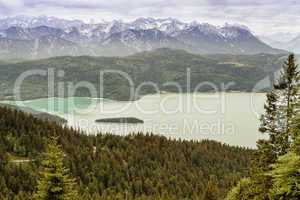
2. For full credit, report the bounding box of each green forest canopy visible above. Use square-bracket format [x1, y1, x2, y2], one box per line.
[0, 107, 252, 200]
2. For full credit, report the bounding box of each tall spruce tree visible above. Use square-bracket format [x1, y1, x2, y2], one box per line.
[262, 54, 299, 197]
[251, 54, 300, 199]
[226, 54, 300, 200]
[34, 137, 78, 200]
[260, 54, 300, 156]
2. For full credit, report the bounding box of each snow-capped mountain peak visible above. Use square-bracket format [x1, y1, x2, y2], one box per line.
[0, 16, 285, 58]
[0, 15, 85, 30]
[0, 16, 254, 40]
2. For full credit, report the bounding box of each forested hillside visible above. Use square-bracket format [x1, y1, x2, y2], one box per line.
[0, 48, 286, 101]
[0, 103, 67, 124]
[0, 107, 252, 200]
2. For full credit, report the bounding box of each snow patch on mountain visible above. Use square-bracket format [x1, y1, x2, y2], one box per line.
[0, 16, 254, 41]
[0, 16, 285, 57]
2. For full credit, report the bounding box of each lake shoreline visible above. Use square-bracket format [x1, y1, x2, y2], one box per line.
[0, 91, 267, 102]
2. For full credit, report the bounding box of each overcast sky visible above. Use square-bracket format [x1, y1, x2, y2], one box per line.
[0, 0, 299, 35]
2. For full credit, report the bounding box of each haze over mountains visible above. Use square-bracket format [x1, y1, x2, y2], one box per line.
[260, 33, 300, 54]
[0, 16, 286, 59]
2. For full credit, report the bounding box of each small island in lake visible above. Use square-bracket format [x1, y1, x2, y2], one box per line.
[95, 117, 144, 124]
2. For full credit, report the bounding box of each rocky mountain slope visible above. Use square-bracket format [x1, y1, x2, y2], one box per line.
[0, 16, 285, 59]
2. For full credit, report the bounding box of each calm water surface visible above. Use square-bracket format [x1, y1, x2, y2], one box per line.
[4, 93, 266, 148]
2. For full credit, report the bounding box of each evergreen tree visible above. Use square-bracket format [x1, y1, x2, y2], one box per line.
[226, 54, 300, 200]
[267, 113, 300, 200]
[260, 54, 300, 156]
[202, 176, 218, 200]
[244, 54, 300, 199]
[269, 133, 300, 200]
[226, 178, 253, 200]
[269, 151, 300, 200]
[34, 137, 78, 200]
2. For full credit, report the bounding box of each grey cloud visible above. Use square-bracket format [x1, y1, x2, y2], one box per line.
[0, 0, 24, 15]
[20, 0, 299, 10]
[0, 0, 299, 34]
[23, 0, 176, 10]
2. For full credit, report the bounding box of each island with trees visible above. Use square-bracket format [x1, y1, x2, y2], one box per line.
[95, 117, 144, 124]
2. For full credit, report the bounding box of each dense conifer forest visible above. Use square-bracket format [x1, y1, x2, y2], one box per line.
[0, 107, 252, 200]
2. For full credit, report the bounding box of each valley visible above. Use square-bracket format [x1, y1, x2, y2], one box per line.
[0, 11, 299, 200]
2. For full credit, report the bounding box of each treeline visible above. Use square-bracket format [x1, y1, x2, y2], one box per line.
[0, 107, 252, 200]
[227, 54, 300, 199]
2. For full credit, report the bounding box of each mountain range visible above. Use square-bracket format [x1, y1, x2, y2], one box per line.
[0, 16, 286, 59]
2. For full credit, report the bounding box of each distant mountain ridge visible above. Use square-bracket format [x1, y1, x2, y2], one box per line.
[260, 34, 300, 54]
[0, 48, 286, 101]
[0, 16, 286, 59]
